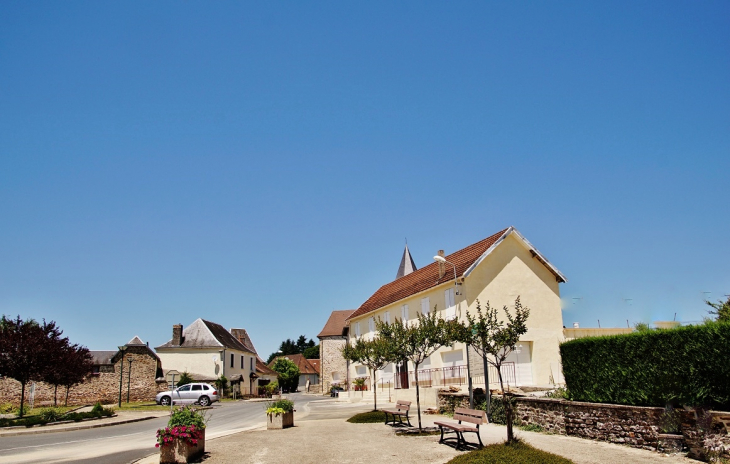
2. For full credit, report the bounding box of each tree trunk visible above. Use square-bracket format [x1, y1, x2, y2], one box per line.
[65, 386, 70, 407]
[496, 366, 514, 443]
[54, 384, 58, 407]
[19, 380, 26, 418]
[414, 362, 421, 431]
[482, 353, 491, 415]
[372, 369, 378, 411]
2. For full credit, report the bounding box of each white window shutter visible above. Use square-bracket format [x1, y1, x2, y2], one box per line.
[401, 304, 408, 321]
[384, 311, 390, 324]
[355, 322, 361, 338]
[369, 317, 375, 332]
[445, 288, 456, 320]
[421, 297, 429, 315]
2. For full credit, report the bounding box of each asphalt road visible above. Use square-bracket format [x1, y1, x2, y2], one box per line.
[0, 393, 323, 464]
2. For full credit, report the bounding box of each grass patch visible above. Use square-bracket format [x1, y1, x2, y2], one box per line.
[0, 406, 114, 428]
[347, 410, 387, 423]
[517, 423, 544, 433]
[446, 440, 574, 464]
[115, 403, 171, 411]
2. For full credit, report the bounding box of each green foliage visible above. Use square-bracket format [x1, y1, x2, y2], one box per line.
[478, 396, 508, 425]
[168, 406, 207, 429]
[271, 358, 300, 392]
[545, 387, 569, 399]
[346, 410, 387, 423]
[446, 440, 574, 464]
[91, 401, 104, 414]
[560, 321, 730, 409]
[266, 335, 316, 363]
[39, 407, 64, 422]
[375, 306, 463, 430]
[0, 403, 13, 414]
[263, 381, 279, 396]
[270, 399, 294, 412]
[634, 322, 651, 332]
[176, 371, 194, 387]
[659, 405, 682, 434]
[266, 407, 285, 415]
[342, 336, 390, 407]
[15, 404, 29, 417]
[214, 375, 228, 394]
[302, 344, 319, 359]
[706, 296, 730, 323]
[518, 423, 544, 432]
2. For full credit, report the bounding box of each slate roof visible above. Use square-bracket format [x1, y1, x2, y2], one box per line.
[317, 310, 355, 338]
[396, 244, 417, 279]
[347, 226, 566, 321]
[89, 351, 116, 365]
[156, 318, 254, 353]
[127, 336, 145, 346]
[256, 359, 278, 376]
[230, 328, 258, 354]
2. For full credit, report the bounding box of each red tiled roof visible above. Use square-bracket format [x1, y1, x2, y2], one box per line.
[270, 354, 319, 375]
[347, 228, 509, 321]
[317, 310, 355, 338]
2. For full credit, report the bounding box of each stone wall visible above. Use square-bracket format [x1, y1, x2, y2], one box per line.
[320, 336, 348, 393]
[0, 347, 163, 407]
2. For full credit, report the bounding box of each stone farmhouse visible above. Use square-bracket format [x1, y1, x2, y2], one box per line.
[0, 336, 164, 407]
[317, 309, 355, 393]
[343, 226, 567, 406]
[156, 319, 260, 395]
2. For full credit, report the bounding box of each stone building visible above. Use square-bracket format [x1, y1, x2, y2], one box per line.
[0, 336, 164, 407]
[317, 309, 354, 393]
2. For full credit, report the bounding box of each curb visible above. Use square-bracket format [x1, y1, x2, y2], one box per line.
[0, 414, 165, 437]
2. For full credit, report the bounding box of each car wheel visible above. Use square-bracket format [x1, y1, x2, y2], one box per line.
[160, 396, 171, 406]
[199, 396, 210, 406]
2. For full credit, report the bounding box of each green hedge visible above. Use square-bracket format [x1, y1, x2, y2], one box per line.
[560, 322, 730, 408]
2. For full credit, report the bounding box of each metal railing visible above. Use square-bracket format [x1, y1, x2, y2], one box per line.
[393, 363, 516, 389]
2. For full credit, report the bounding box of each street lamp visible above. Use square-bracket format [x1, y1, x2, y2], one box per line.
[434, 255, 473, 407]
[117, 345, 127, 407]
[126, 358, 133, 403]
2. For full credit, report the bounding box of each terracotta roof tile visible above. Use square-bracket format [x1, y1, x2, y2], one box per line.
[317, 310, 355, 338]
[270, 354, 319, 375]
[347, 228, 508, 321]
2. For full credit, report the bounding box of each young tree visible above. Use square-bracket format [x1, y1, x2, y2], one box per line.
[0, 316, 64, 417]
[460, 297, 529, 443]
[706, 296, 730, 323]
[271, 357, 300, 393]
[341, 336, 390, 411]
[376, 309, 462, 430]
[44, 343, 93, 407]
[177, 371, 195, 386]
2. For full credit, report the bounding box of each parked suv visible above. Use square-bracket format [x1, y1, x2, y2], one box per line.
[156, 383, 219, 406]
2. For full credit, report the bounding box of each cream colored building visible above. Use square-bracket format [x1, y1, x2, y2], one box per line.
[343, 226, 567, 406]
[156, 319, 259, 395]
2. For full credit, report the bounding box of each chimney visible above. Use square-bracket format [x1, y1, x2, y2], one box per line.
[573, 322, 579, 329]
[437, 250, 446, 279]
[172, 324, 183, 346]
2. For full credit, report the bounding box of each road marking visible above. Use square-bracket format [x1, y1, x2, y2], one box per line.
[0, 431, 146, 452]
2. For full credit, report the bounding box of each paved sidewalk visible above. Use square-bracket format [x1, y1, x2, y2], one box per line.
[137, 401, 697, 464]
[0, 410, 169, 437]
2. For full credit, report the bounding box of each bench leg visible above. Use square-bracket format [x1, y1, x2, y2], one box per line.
[384, 412, 390, 425]
[438, 426, 444, 444]
[405, 414, 412, 427]
[456, 431, 465, 451]
[476, 430, 484, 448]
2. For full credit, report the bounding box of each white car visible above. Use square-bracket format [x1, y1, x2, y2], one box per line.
[156, 383, 219, 406]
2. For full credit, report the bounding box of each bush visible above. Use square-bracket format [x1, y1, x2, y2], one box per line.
[39, 407, 64, 422]
[560, 321, 730, 408]
[264, 381, 279, 396]
[0, 403, 14, 414]
[91, 402, 104, 414]
[478, 397, 508, 425]
[270, 399, 294, 413]
[168, 406, 207, 429]
[447, 440, 574, 464]
[177, 371, 194, 387]
[347, 410, 387, 423]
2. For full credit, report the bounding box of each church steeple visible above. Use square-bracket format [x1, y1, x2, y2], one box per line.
[396, 243, 417, 279]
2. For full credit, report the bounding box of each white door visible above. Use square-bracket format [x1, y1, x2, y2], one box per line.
[504, 343, 533, 386]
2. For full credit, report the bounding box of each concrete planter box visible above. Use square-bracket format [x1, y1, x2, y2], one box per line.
[657, 433, 684, 454]
[159, 429, 205, 464]
[267, 411, 294, 429]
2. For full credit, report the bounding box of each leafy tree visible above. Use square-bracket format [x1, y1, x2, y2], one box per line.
[0, 316, 65, 417]
[342, 336, 390, 411]
[44, 342, 93, 406]
[634, 322, 651, 332]
[458, 298, 530, 443]
[177, 371, 194, 387]
[271, 357, 300, 392]
[376, 307, 462, 430]
[302, 344, 319, 359]
[706, 296, 730, 323]
[214, 375, 228, 396]
[266, 335, 316, 363]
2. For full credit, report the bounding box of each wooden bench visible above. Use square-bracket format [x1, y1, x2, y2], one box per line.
[382, 400, 412, 427]
[434, 407, 487, 450]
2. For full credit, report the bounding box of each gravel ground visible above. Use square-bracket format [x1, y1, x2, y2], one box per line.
[192, 402, 698, 464]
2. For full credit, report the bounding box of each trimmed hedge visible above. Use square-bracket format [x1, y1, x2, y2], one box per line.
[560, 321, 730, 408]
[446, 441, 574, 464]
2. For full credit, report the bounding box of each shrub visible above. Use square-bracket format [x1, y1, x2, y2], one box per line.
[168, 406, 206, 429]
[176, 371, 194, 387]
[39, 407, 64, 422]
[478, 397, 509, 425]
[659, 405, 682, 434]
[446, 440, 574, 464]
[0, 403, 14, 414]
[545, 387, 569, 399]
[15, 404, 29, 417]
[264, 381, 279, 396]
[270, 399, 294, 413]
[560, 321, 730, 408]
[91, 402, 104, 414]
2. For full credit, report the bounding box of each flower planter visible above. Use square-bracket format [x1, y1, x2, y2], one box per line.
[159, 428, 205, 464]
[657, 433, 684, 454]
[267, 411, 294, 429]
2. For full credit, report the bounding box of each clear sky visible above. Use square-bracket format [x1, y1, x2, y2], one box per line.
[1, 1, 728, 358]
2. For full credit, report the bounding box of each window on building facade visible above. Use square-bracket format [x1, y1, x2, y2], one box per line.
[445, 288, 456, 319]
[354, 322, 361, 338]
[230, 353, 234, 368]
[384, 311, 390, 324]
[241, 355, 244, 368]
[401, 304, 408, 321]
[250, 357, 254, 371]
[368, 317, 375, 333]
[421, 297, 430, 315]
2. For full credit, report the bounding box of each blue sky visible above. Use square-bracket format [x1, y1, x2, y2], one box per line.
[1, 1, 728, 357]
